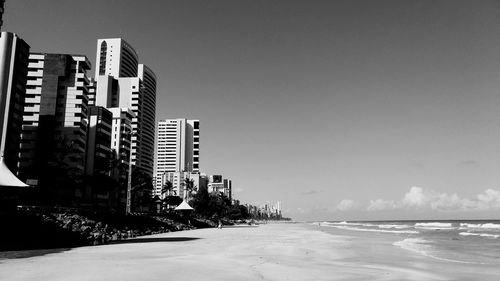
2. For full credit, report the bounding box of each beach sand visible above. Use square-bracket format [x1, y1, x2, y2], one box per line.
[0, 223, 499, 281]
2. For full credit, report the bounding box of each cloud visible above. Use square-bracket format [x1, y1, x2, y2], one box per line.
[477, 189, 500, 209]
[336, 199, 357, 211]
[401, 186, 427, 208]
[367, 199, 397, 211]
[366, 186, 500, 212]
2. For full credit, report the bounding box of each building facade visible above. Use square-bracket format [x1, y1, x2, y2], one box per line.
[137, 64, 156, 177]
[0, 32, 29, 183]
[0, 0, 4, 31]
[108, 107, 134, 184]
[155, 118, 199, 197]
[207, 174, 231, 199]
[85, 106, 112, 176]
[18, 53, 91, 185]
[93, 38, 155, 179]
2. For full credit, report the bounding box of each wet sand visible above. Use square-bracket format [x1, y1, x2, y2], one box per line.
[0, 223, 498, 281]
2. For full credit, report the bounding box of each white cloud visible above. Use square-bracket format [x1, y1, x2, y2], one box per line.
[336, 199, 357, 211]
[367, 199, 397, 211]
[401, 186, 428, 208]
[477, 189, 500, 209]
[366, 186, 500, 212]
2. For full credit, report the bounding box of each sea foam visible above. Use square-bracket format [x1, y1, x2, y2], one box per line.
[414, 222, 455, 230]
[459, 223, 500, 230]
[323, 224, 419, 234]
[393, 238, 477, 264]
[459, 232, 500, 239]
[378, 224, 412, 229]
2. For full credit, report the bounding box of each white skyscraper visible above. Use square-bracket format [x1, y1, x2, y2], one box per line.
[155, 118, 199, 196]
[93, 38, 156, 178]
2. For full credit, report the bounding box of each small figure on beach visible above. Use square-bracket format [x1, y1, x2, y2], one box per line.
[218, 220, 223, 229]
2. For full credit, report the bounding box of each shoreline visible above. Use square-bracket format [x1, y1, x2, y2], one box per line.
[1, 223, 499, 280]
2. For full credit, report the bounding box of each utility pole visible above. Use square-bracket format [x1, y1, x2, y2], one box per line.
[126, 131, 135, 215]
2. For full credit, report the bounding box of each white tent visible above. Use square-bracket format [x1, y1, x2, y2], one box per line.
[0, 157, 28, 187]
[174, 200, 194, 211]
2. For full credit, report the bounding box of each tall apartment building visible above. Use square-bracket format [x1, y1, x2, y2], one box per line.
[0, 0, 5, 31]
[137, 64, 156, 177]
[18, 53, 91, 185]
[93, 38, 156, 178]
[108, 107, 134, 184]
[0, 32, 29, 186]
[155, 118, 199, 197]
[85, 106, 112, 176]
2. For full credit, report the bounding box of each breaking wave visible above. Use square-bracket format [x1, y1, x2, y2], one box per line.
[414, 222, 455, 230]
[393, 238, 477, 264]
[460, 223, 500, 230]
[459, 232, 500, 239]
[322, 223, 419, 234]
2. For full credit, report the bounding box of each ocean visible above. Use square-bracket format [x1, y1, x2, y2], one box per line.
[319, 220, 500, 265]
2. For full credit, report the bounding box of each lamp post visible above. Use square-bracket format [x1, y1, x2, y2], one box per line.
[125, 131, 135, 215]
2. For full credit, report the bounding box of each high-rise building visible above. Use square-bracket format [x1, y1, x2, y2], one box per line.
[18, 53, 91, 185]
[95, 38, 138, 78]
[85, 106, 112, 176]
[0, 32, 29, 186]
[108, 107, 134, 184]
[93, 38, 155, 178]
[0, 0, 5, 31]
[155, 118, 199, 196]
[137, 64, 156, 177]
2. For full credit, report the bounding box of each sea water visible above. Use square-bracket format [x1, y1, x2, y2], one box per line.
[319, 220, 500, 265]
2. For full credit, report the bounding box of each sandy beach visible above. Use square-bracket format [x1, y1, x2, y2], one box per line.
[1, 223, 499, 281]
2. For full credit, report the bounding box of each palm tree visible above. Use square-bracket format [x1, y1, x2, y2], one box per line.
[181, 177, 195, 200]
[161, 180, 173, 196]
[161, 180, 173, 210]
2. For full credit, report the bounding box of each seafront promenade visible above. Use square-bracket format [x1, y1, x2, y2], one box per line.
[1, 223, 499, 281]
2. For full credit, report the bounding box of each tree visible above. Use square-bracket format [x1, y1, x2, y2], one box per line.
[164, 195, 183, 207]
[161, 180, 173, 196]
[130, 168, 154, 212]
[181, 177, 195, 200]
[190, 190, 232, 219]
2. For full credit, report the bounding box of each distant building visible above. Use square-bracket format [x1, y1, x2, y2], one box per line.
[85, 106, 112, 176]
[0, 32, 30, 185]
[93, 38, 156, 178]
[223, 178, 232, 200]
[18, 53, 91, 185]
[207, 174, 231, 198]
[155, 118, 199, 196]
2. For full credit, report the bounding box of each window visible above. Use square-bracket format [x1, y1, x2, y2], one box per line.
[99, 41, 107, 75]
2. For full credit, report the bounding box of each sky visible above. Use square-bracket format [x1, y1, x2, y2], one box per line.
[4, 0, 500, 221]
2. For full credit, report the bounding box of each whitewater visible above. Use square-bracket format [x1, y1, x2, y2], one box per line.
[319, 220, 500, 265]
